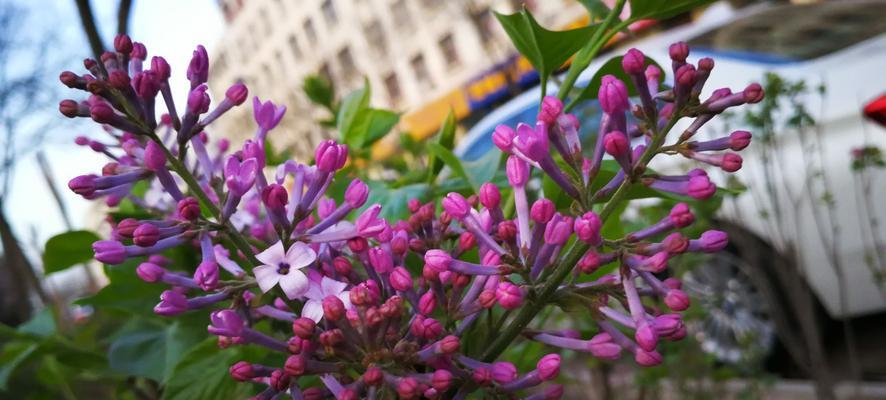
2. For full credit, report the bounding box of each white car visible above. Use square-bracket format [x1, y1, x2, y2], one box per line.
[456, 0, 886, 364]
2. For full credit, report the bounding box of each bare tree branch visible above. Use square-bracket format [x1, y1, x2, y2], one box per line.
[73, 0, 105, 61]
[117, 0, 134, 35]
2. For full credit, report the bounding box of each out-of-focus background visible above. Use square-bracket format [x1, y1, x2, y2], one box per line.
[1, 0, 885, 398]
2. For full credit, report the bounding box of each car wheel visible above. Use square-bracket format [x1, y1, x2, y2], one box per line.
[682, 251, 777, 364]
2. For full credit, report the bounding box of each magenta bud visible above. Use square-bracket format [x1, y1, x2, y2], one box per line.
[187, 45, 209, 85]
[506, 155, 530, 186]
[150, 56, 171, 81]
[93, 240, 126, 264]
[187, 84, 211, 114]
[59, 99, 82, 118]
[729, 130, 752, 151]
[368, 247, 393, 273]
[177, 197, 201, 220]
[514, 122, 549, 161]
[292, 317, 316, 339]
[603, 131, 629, 156]
[635, 322, 659, 352]
[578, 251, 601, 274]
[743, 83, 764, 104]
[599, 75, 629, 115]
[136, 262, 166, 282]
[131, 42, 147, 59]
[229, 361, 254, 381]
[544, 214, 574, 245]
[194, 260, 219, 290]
[645, 65, 661, 83]
[493, 124, 516, 153]
[472, 368, 492, 386]
[622, 48, 646, 74]
[663, 232, 689, 254]
[431, 369, 454, 391]
[574, 211, 602, 245]
[441, 192, 471, 220]
[133, 71, 161, 98]
[687, 175, 716, 200]
[133, 223, 160, 247]
[396, 377, 419, 399]
[698, 230, 728, 252]
[363, 367, 383, 386]
[653, 314, 683, 336]
[491, 361, 517, 384]
[459, 232, 476, 252]
[143, 141, 167, 171]
[68, 174, 97, 197]
[315, 140, 346, 173]
[114, 34, 132, 54]
[496, 282, 524, 310]
[108, 70, 131, 91]
[438, 335, 461, 354]
[225, 82, 248, 105]
[544, 384, 565, 400]
[498, 220, 517, 241]
[721, 152, 743, 172]
[424, 249, 452, 273]
[261, 184, 288, 212]
[154, 290, 187, 316]
[635, 349, 663, 367]
[646, 252, 669, 273]
[390, 267, 413, 292]
[669, 203, 694, 228]
[89, 101, 116, 124]
[675, 64, 697, 87]
[419, 291, 436, 315]
[536, 354, 561, 381]
[322, 295, 346, 321]
[530, 199, 555, 224]
[479, 182, 501, 209]
[669, 42, 689, 62]
[538, 96, 563, 125]
[344, 179, 369, 208]
[665, 289, 690, 311]
[588, 333, 622, 360]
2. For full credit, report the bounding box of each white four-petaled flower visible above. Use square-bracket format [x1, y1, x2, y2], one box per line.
[301, 275, 352, 322]
[253, 241, 315, 299]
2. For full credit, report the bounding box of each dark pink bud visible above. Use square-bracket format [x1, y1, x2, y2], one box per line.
[669, 203, 694, 227]
[194, 260, 219, 291]
[478, 289, 497, 308]
[538, 96, 563, 125]
[635, 349, 663, 367]
[59, 99, 82, 118]
[108, 70, 131, 91]
[154, 290, 187, 315]
[578, 251, 600, 274]
[114, 34, 132, 54]
[229, 361, 254, 381]
[604, 131, 629, 156]
[344, 179, 369, 208]
[261, 183, 288, 212]
[459, 232, 476, 252]
[622, 48, 645, 74]
[59, 71, 81, 88]
[663, 232, 689, 254]
[687, 175, 716, 200]
[333, 256, 353, 275]
[136, 262, 166, 282]
[322, 295, 346, 320]
[225, 82, 249, 105]
[663, 277, 682, 290]
[574, 211, 602, 245]
[407, 199, 422, 213]
[478, 182, 500, 209]
[418, 291, 436, 315]
[536, 354, 560, 381]
[491, 361, 517, 384]
[493, 124, 516, 153]
[390, 267, 413, 292]
[665, 289, 690, 311]
[729, 130, 752, 151]
[130, 42, 147, 59]
[177, 197, 201, 220]
[743, 83, 764, 104]
[599, 75, 629, 115]
[635, 322, 658, 352]
[143, 141, 167, 171]
[133, 71, 161, 98]
[438, 335, 460, 354]
[315, 140, 345, 173]
[506, 155, 530, 186]
[498, 220, 517, 241]
[363, 367, 383, 386]
[187, 84, 210, 114]
[544, 214, 573, 245]
[133, 223, 160, 247]
[676, 64, 697, 88]
[496, 282, 524, 310]
[68, 174, 97, 197]
[396, 377, 419, 399]
[721, 152, 743, 172]
[292, 318, 316, 339]
[424, 249, 452, 273]
[269, 369, 291, 391]
[588, 333, 621, 360]
[150, 56, 171, 81]
[472, 368, 492, 385]
[669, 42, 689, 62]
[698, 230, 728, 252]
[544, 384, 565, 400]
[431, 369, 454, 391]
[530, 199, 555, 223]
[89, 101, 116, 124]
[186, 45, 209, 86]
[514, 122, 549, 161]
[441, 192, 471, 220]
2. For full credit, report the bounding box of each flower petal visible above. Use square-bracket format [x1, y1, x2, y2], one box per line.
[338, 292, 353, 310]
[279, 269, 309, 299]
[285, 241, 317, 269]
[321, 276, 348, 297]
[253, 265, 280, 293]
[256, 240, 285, 265]
[301, 300, 324, 323]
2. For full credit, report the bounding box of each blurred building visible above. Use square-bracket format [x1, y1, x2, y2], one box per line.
[207, 0, 584, 160]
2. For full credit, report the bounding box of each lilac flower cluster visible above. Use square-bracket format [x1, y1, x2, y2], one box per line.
[61, 34, 759, 399]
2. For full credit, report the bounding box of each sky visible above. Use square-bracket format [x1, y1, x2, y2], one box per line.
[6, 0, 223, 257]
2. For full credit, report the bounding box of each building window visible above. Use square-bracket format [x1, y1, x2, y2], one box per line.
[319, 62, 333, 84]
[411, 54, 431, 90]
[274, 50, 286, 75]
[364, 21, 387, 56]
[438, 34, 459, 67]
[384, 73, 401, 102]
[391, 0, 413, 32]
[322, 0, 337, 26]
[288, 34, 301, 58]
[421, 0, 440, 10]
[259, 7, 272, 35]
[338, 47, 357, 81]
[304, 18, 317, 44]
[476, 8, 495, 44]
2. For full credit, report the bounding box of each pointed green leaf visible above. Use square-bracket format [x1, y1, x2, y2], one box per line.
[427, 142, 476, 193]
[427, 110, 457, 182]
[42, 230, 101, 274]
[629, 0, 715, 20]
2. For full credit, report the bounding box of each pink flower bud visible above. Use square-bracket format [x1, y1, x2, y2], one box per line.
[154, 290, 187, 316]
[315, 140, 346, 173]
[363, 367, 383, 386]
[603, 131, 630, 156]
[431, 369, 453, 391]
[669, 42, 689, 62]
[729, 130, 752, 151]
[136, 262, 166, 282]
[622, 48, 645, 75]
[424, 249, 452, 273]
[721, 152, 743, 172]
[194, 260, 219, 291]
[261, 183, 288, 212]
[599, 75, 629, 115]
[530, 199, 555, 223]
[322, 295, 346, 320]
[588, 333, 622, 360]
[177, 197, 201, 220]
[143, 141, 167, 171]
[441, 192, 471, 220]
[544, 384, 565, 400]
[498, 220, 517, 241]
[419, 291, 436, 315]
[698, 230, 728, 252]
[665, 289, 690, 311]
[131, 42, 147, 59]
[544, 214, 573, 245]
[668, 203, 694, 227]
[187, 84, 211, 114]
[459, 232, 476, 252]
[653, 314, 683, 336]
[663, 232, 689, 254]
[574, 212, 602, 245]
[438, 335, 460, 354]
[491, 361, 517, 384]
[59, 99, 82, 118]
[539, 96, 563, 125]
[108, 70, 131, 90]
[368, 247, 393, 273]
[114, 34, 132, 54]
[698, 57, 714, 71]
[496, 282, 524, 310]
[133, 223, 160, 247]
[472, 368, 492, 385]
[479, 182, 501, 209]
[493, 124, 516, 153]
[663, 278, 682, 290]
[635, 322, 659, 352]
[229, 361, 254, 381]
[225, 82, 248, 105]
[743, 83, 764, 104]
[291, 318, 316, 339]
[577, 251, 600, 274]
[390, 267, 413, 292]
[514, 122, 549, 161]
[506, 156, 530, 186]
[635, 349, 663, 367]
[536, 354, 561, 381]
[68, 175, 97, 197]
[687, 175, 716, 200]
[344, 179, 369, 208]
[396, 377, 419, 399]
[675, 64, 697, 87]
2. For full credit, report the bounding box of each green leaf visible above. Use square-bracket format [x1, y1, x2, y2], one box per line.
[108, 319, 205, 383]
[336, 79, 400, 149]
[303, 74, 336, 111]
[364, 182, 430, 221]
[0, 341, 38, 390]
[629, 0, 714, 20]
[77, 262, 165, 316]
[161, 339, 260, 400]
[17, 309, 57, 338]
[426, 142, 476, 193]
[495, 9, 595, 85]
[572, 55, 665, 107]
[42, 230, 100, 274]
[578, 0, 610, 20]
[462, 149, 502, 194]
[427, 110, 457, 183]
